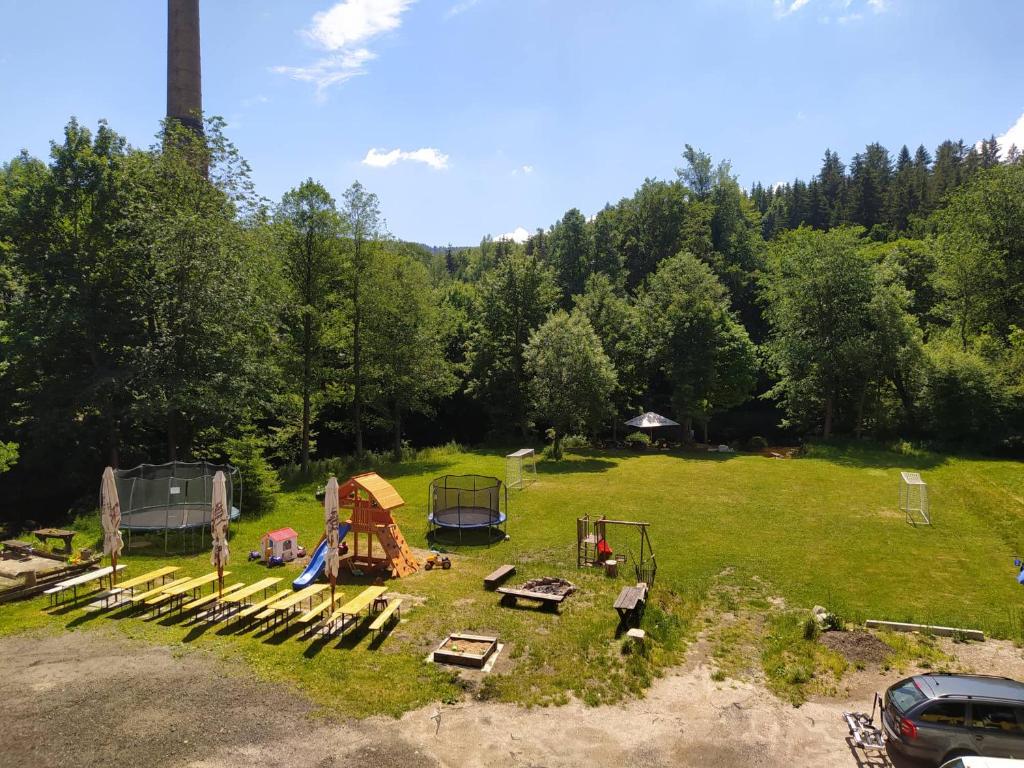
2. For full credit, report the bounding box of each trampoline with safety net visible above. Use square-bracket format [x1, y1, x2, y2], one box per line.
[428, 474, 507, 543]
[113, 461, 241, 551]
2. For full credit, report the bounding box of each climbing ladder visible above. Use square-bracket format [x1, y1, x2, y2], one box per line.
[377, 523, 419, 578]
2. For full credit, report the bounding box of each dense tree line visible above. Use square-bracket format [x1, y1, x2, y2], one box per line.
[1, 117, 1022, 523]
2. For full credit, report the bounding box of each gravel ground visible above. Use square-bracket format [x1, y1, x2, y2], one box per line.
[3, 627, 1022, 768]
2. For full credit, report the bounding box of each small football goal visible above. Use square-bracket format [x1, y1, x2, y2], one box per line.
[899, 471, 930, 525]
[505, 448, 537, 490]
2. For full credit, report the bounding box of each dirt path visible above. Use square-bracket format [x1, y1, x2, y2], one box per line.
[3, 628, 1021, 768]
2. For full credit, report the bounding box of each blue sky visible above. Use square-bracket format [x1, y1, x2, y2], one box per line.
[2, 0, 1023, 245]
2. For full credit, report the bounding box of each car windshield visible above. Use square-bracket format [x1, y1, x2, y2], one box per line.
[888, 679, 927, 713]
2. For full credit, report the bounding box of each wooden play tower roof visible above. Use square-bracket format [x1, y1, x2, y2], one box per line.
[338, 472, 405, 512]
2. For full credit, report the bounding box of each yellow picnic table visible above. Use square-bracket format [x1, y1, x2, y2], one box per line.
[231, 589, 293, 626]
[129, 576, 193, 604]
[44, 565, 127, 606]
[114, 566, 180, 592]
[255, 584, 328, 628]
[93, 566, 181, 608]
[220, 577, 282, 604]
[323, 586, 387, 635]
[180, 582, 245, 616]
[297, 592, 345, 624]
[149, 571, 232, 615]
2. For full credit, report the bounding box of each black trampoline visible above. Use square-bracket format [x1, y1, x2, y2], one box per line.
[113, 461, 241, 552]
[428, 474, 507, 543]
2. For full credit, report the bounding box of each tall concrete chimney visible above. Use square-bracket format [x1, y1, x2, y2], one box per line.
[167, 0, 202, 133]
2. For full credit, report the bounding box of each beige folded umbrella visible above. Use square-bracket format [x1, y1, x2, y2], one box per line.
[324, 476, 341, 606]
[100, 467, 124, 587]
[210, 470, 230, 597]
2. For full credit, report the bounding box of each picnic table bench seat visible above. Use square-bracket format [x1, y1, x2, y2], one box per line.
[484, 564, 515, 590]
[368, 598, 402, 637]
[496, 586, 565, 605]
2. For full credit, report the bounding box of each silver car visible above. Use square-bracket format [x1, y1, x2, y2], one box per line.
[883, 674, 1024, 765]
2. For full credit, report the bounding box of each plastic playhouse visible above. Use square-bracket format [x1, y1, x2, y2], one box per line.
[259, 528, 301, 564]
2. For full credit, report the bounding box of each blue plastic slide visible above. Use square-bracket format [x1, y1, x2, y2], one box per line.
[292, 523, 351, 590]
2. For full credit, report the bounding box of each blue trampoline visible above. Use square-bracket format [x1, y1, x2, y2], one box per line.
[428, 474, 507, 543]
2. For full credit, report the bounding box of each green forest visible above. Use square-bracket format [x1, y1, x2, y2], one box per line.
[1, 118, 1022, 524]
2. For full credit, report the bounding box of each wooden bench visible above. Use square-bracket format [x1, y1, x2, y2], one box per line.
[368, 598, 402, 638]
[613, 582, 648, 624]
[322, 586, 388, 636]
[484, 564, 515, 590]
[44, 565, 126, 606]
[497, 587, 565, 609]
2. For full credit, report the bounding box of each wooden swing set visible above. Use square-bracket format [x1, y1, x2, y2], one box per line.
[576, 514, 657, 586]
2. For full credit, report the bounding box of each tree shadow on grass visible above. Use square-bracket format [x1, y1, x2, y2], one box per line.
[800, 440, 952, 471]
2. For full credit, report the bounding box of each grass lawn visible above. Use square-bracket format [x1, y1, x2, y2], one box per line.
[1, 441, 1022, 716]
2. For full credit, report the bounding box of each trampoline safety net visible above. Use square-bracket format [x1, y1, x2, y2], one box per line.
[113, 461, 240, 531]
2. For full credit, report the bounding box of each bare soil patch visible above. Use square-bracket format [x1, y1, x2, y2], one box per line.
[3, 625, 1023, 767]
[819, 630, 891, 665]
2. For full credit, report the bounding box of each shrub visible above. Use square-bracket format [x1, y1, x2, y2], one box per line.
[921, 341, 1009, 446]
[223, 429, 280, 516]
[561, 434, 591, 451]
[624, 431, 651, 449]
[747, 435, 768, 451]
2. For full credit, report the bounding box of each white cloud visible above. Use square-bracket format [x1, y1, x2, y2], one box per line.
[993, 110, 1024, 156]
[241, 94, 270, 107]
[511, 164, 534, 176]
[362, 147, 449, 170]
[771, 180, 787, 191]
[495, 226, 530, 243]
[274, 0, 414, 98]
[774, 0, 889, 21]
[446, 0, 480, 18]
[306, 0, 413, 49]
[773, 0, 811, 17]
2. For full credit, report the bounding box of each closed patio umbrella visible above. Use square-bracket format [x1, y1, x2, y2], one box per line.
[324, 476, 341, 607]
[210, 470, 229, 597]
[100, 467, 123, 587]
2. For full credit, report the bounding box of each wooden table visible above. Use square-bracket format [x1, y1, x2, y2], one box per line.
[33, 528, 75, 555]
[613, 583, 648, 625]
[44, 565, 126, 606]
[322, 586, 388, 636]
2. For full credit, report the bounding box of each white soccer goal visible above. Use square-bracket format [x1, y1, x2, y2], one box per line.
[899, 471, 930, 525]
[505, 448, 537, 490]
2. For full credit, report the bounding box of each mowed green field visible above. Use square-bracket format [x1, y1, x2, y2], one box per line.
[1, 443, 1022, 716]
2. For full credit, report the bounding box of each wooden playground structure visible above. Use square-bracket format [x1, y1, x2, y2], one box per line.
[338, 472, 419, 578]
[576, 514, 657, 586]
